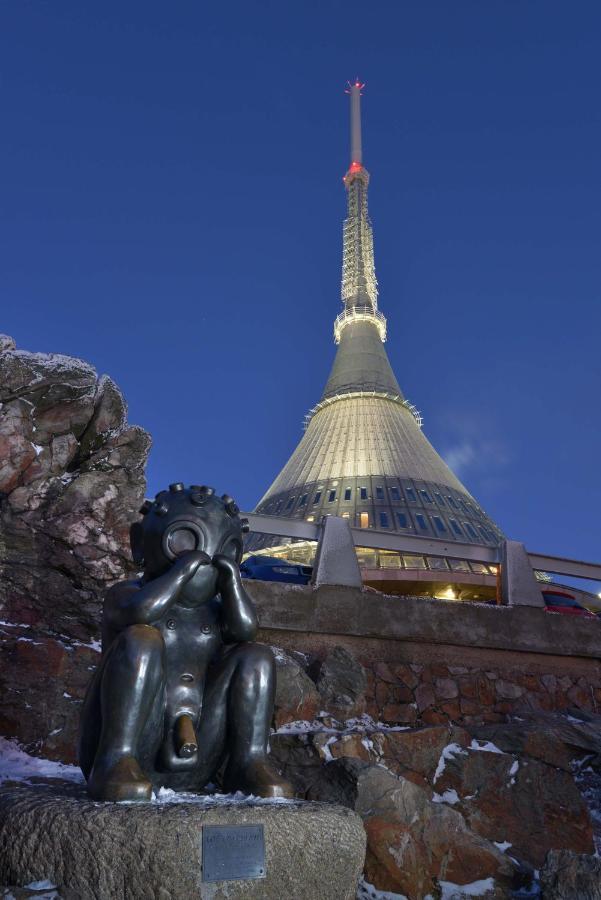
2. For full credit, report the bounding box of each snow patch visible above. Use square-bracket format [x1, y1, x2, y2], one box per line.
[433, 742, 467, 783]
[356, 875, 408, 899]
[439, 877, 496, 898]
[432, 788, 460, 805]
[32, 443, 44, 456]
[152, 786, 297, 807]
[494, 840, 512, 852]
[0, 738, 83, 785]
[470, 739, 504, 754]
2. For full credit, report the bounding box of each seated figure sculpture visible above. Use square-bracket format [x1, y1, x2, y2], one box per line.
[78, 483, 293, 802]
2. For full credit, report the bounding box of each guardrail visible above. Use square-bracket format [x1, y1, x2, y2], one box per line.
[243, 512, 601, 606]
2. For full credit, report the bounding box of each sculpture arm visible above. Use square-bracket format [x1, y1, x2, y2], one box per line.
[212, 554, 258, 643]
[105, 552, 209, 628]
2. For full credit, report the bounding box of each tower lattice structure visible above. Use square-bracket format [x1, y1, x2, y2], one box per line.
[247, 81, 502, 554]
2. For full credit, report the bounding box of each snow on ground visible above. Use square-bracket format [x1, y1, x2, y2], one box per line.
[469, 739, 504, 754]
[438, 878, 496, 899]
[152, 786, 297, 807]
[356, 876, 408, 899]
[0, 738, 83, 785]
[275, 714, 410, 736]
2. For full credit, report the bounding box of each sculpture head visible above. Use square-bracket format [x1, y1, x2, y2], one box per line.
[131, 484, 249, 596]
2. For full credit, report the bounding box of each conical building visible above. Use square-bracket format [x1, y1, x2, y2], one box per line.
[247, 82, 503, 580]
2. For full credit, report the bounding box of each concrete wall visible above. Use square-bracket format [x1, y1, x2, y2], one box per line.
[248, 581, 601, 726]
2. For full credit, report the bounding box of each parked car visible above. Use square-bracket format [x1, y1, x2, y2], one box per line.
[240, 555, 313, 585]
[542, 590, 596, 619]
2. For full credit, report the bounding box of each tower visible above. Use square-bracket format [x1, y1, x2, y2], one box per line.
[247, 81, 503, 569]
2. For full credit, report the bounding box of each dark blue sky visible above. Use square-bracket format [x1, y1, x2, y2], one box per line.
[1, 2, 600, 571]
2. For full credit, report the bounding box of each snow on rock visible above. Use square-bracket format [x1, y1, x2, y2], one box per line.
[432, 788, 461, 805]
[152, 786, 297, 807]
[356, 876, 408, 899]
[433, 742, 468, 783]
[470, 739, 504, 754]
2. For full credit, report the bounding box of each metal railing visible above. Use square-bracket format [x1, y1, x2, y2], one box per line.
[243, 512, 601, 602]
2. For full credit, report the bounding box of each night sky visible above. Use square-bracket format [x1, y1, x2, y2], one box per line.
[1, 3, 600, 577]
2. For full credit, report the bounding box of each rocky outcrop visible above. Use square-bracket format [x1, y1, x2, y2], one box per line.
[0, 336, 150, 759]
[540, 849, 601, 899]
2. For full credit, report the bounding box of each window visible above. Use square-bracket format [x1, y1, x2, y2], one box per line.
[464, 522, 478, 540]
[342, 512, 350, 519]
[432, 515, 447, 533]
[479, 526, 490, 542]
[286, 497, 295, 510]
[359, 512, 369, 528]
[448, 558, 470, 573]
[379, 511, 389, 528]
[449, 519, 463, 536]
[306, 515, 315, 522]
[390, 486, 400, 501]
[299, 494, 307, 507]
[313, 492, 321, 505]
[275, 501, 282, 513]
[447, 496, 458, 508]
[397, 512, 408, 528]
[427, 556, 449, 571]
[419, 490, 433, 503]
[376, 486, 384, 500]
[403, 554, 427, 570]
[434, 492, 445, 507]
[328, 489, 336, 502]
[344, 488, 352, 501]
[405, 487, 417, 502]
[360, 487, 368, 500]
[415, 514, 428, 531]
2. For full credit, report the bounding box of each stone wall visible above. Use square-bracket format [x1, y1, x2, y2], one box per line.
[249, 581, 601, 730]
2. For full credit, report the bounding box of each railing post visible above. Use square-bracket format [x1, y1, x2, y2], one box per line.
[500, 540, 545, 607]
[311, 516, 363, 589]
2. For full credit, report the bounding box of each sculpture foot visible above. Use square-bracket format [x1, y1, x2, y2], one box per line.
[88, 754, 153, 802]
[223, 757, 295, 799]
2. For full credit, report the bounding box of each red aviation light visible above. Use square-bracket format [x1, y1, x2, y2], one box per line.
[349, 161, 362, 173]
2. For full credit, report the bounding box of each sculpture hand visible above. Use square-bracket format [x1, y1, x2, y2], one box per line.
[174, 549, 212, 581]
[212, 554, 241, 594]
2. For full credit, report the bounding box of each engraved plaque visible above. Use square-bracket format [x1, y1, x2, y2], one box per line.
[202, 825, 266, 882]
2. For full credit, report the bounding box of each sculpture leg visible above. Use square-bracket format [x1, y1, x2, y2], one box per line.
[199, 644, 293, 798]
[87, 624, 165, 802]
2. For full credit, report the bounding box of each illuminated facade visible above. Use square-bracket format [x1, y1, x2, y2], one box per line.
[247, 82, 503, 584]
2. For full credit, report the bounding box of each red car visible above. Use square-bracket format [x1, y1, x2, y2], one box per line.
[542, 590, 596, 619]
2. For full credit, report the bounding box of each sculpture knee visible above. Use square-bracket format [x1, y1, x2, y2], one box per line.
[235, 644, 275, 684]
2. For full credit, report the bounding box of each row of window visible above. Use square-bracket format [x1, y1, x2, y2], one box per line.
[282, 486, 482, 517]
[358, 510, 496, 543]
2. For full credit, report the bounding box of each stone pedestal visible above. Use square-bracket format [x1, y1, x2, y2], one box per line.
[0, 782, 365, 900]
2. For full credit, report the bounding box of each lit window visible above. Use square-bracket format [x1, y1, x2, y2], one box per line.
[313, 492, 321, 505]
[306, 515, 315, 522]
[420, 490, 433, 503]
[405, 487, 417, 502]
[415, 514, 428, 531]
[359, 512, 369, 528]
[299, 494, 307, 507]
[432, 515, 447, 533]
[390, 486, 400, 501]
[376, 486, 384, 500]
[434, 492, 445, 506]
[286, 497, 295, 510]
[360, 487, 368, 500]
[379, 511, 389, 528]
[397, 512, 408, 528]
[328, 490, 336, 502]
[403, 554, 427, 570]
[344, 488, 352, 501]
[342, 512, 350, 519]
[450, 519, 463, 536]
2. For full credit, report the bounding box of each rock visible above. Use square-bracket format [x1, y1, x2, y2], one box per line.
[273, 649, 320, 728]
[0, 783, 366, 900]
[470, 722, 572, 771]
[316, 646, 367, 716]
[540, 849, 601, 899]
[434, 743, 594, 867]
[268, 733, 324, 797]
[382, 725, 471, 783]
[307, 760, 515, 897]
[0, 337, 150, 761]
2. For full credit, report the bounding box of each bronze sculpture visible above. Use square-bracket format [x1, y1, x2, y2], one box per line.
[78, 483, 293, 802]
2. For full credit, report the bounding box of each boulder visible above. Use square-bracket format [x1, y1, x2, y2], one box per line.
[382, 725, 471, 784]
[316, 646, 367, 717]
[0, 337, 150, 761]
[434, 742, 594, 868]
[272, 649, 320, 728]
[0, 782, 366, 900]
[307, 759, 515, 898]
[540, 849, 601, 899]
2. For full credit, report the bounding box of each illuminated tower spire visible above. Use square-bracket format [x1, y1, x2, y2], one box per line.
[248, 81, 503, 558]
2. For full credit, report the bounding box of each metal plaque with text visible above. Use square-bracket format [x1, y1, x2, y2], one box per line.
[201, 824, 266, 882]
